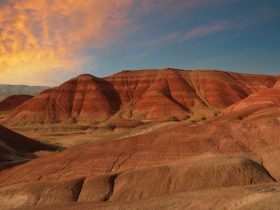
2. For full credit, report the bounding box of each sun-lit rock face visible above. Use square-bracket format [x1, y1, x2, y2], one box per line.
[0, 95, 33, 112]
[224, 78, 280, 114]
[274, 78, 280, 88]
[1, 73, 280, 209]
[7, 74, 121, 123]
[7, 69, 277, 123]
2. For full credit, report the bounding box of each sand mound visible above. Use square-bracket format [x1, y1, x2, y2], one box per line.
[0, 111, 279, 187]
[0, 155, 274, 210]
[0, 178, 84, 210]
[110, 155, 274, 202]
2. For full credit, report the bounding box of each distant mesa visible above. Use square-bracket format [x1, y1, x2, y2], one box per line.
[7, 68, 278, 124]
[0, 95, 33, 112]
[0, 84, 49, 101]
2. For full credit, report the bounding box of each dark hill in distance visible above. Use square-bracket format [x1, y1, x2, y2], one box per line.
[0, 95, 33, 112]
[0, 84, 49, 101]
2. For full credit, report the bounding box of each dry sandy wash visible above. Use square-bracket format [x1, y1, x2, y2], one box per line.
[0, 69, 280, 210]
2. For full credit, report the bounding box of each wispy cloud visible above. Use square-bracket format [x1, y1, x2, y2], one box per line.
[0, 0, 133, 85]
[0, 0, 276, 85]
[135, 0, 226, 12]
[181, 21, 228, 41]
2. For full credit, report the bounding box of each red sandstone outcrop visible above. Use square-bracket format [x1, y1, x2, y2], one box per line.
[7, 69, 277, 123]
[7, 74, 121, 124]
[0, 70, 279, 210]
[0, 95, 32, 112]
[0, 90, 280, 209]
[224, 79, 280, 114]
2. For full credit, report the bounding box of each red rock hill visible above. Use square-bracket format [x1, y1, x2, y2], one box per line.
[7, 69, 277, 123]
[0, 95, 33, 111]
[224, 78, 280, 114]
[7, 74, 121, 123]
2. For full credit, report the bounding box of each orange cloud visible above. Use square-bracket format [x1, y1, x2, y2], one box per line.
[0, 0, 224, 85]
[0, 0, 133, 85]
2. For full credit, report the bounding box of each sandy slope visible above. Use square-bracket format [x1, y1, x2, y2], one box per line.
[0, 109, 280, 209]
[13, 183, 280, 210]
[0, 125, 57, 163]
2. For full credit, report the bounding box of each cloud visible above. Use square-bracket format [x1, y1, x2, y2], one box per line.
[0, 0, 238, 85]
[181, 22, 228, 41]
[141, 21, 228, 46]
[135, 0, 225, 11]
[0, 0, 133, 85]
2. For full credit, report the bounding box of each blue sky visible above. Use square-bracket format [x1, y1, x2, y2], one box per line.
[91, 0, 280, 77]
[0, 0, 279, 85]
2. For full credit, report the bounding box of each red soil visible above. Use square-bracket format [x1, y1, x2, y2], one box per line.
[0, 108, 279, 209]
[1, 109, 280, 185]
[0, 71, 280, 209]
[0, 95, 32, 111]
[224, 79, 280, 114]
[7, 69, 277, 123]
[7, 74, 121, 123]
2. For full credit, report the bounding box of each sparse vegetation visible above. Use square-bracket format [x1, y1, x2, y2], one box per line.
[187, 108, 220, 124]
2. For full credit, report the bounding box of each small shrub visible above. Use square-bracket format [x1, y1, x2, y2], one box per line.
[201, 116, 207, 121]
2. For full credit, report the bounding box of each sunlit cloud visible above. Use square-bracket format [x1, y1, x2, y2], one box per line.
[0, 0, 272, 85]
[0, 0, 133, 85]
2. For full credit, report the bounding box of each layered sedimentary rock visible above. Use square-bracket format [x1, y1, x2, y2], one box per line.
[224, 78, 280, 114]
[1, 77, 280, 209]
[0, 70, 279, 210]
[7, 69, 277, 123]
[8, 74, 121, 123]
[0, 95, 33, 111]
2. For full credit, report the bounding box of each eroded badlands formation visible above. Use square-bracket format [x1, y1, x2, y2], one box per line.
[7, 69, 276, 123]
[0, 69, 280, 210]
[0, 95, 33, 112]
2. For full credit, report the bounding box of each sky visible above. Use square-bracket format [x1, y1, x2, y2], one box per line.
[0, 0, 279, 86]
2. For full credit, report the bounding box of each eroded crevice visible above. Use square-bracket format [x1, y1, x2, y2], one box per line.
[74, 177, 86, 202]
[108, 154, 122, 173]
[102, 174, 118, 202]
